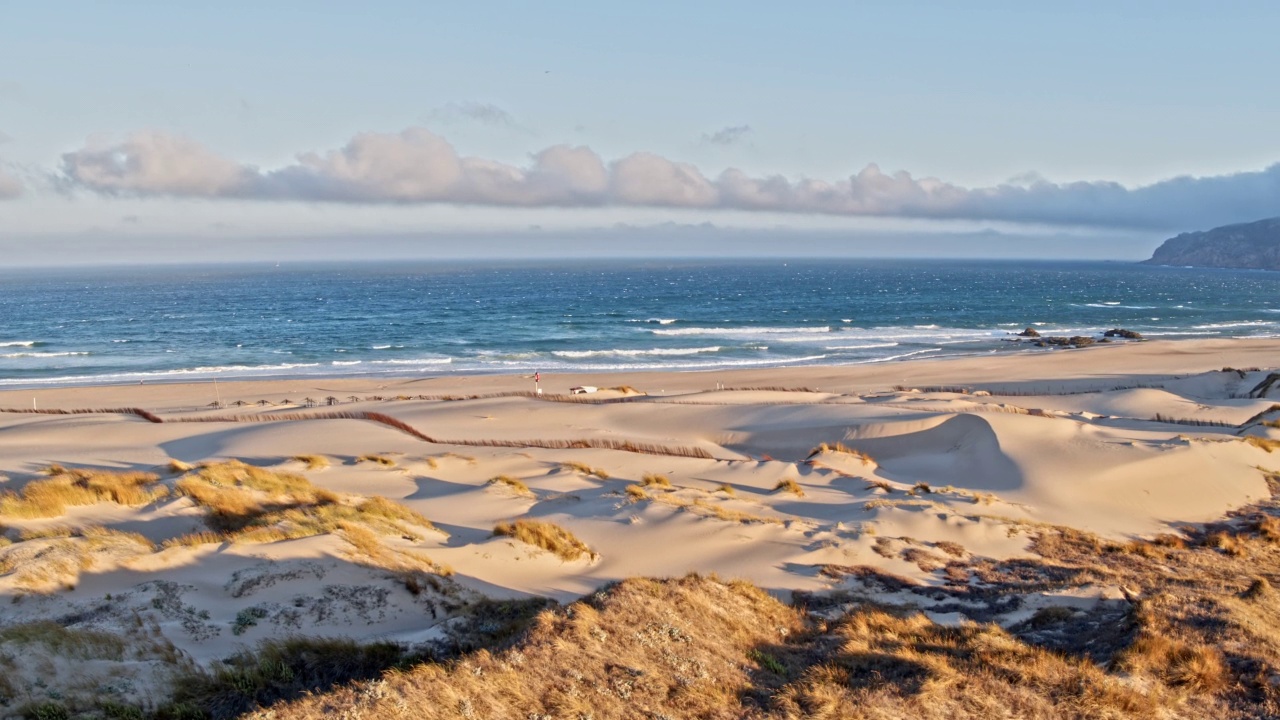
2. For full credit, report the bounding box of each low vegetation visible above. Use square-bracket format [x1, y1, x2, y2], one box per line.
[806, 442, 876, 465]
[356, 454, 396, 467]
[773, 477, 805, 497]
[560, 461, 610, 479]
[291, 454, 330, 470]
[488, 475, 534, 498]
[0, 468, 168, 519]
[492, 519, 594, 561]
[640, 472, 671, 488]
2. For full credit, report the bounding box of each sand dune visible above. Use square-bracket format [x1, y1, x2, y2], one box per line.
[1, 338, 1278, 713]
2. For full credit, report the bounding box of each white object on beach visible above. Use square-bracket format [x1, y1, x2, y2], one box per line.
[569, 385, 598, 394]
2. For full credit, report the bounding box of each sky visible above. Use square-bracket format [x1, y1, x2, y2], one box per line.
[1, 0, 1279, 264]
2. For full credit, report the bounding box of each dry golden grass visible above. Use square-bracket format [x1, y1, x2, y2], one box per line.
[488, 475, 534, 498]
[0, 526, 154, 591]
[166, 459, 194, 474]
[640, 472, 671, 488]
[625, 484, 649, 501]
[493, 519, 595, 561]
[689, 498, 784, 525]
[17, 525, 77, 541]
[291, 454, 330, 470]
[561, 461, 610, 479]
[716, 483, 736, 496]
[1245, 436, 1280, 453]
[354, 495, 437, 532]
[0, 468, 167, 518]
[773, 477, 805, 497]
[866, 478, 894, 493]
[160, 531, 226, 549]
[356, 454, 396, 467]
[806, 442, 876, 465]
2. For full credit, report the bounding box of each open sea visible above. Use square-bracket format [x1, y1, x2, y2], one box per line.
[1, 259, 1278, 388]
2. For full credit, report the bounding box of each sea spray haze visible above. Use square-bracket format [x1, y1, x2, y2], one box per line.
[1, 259, 1279, 387]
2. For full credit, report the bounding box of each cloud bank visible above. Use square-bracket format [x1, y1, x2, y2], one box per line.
[0, 165, 22, 199]
[58, 127, 1280, 229]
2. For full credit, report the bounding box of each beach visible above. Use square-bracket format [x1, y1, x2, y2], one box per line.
[1, 337, 1278, 709]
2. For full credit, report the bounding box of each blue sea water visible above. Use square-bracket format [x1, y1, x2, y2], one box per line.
[0, 259, 1277, 388]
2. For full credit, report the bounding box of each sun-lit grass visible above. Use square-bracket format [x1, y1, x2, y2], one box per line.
[806, 442, 876, 465]
[1245, 436, 1280, 453]
[493, 519, 595, 561]
[625, 484, 650, 501]
[641, 473, 671, 488]
[291, 454, 330, 470]
[488, 475, 534, 498]
[357, 454, 396, 467]
[715, 483, 736, 496]
[689, 499, 784, 525]
[773, 478, 805, 497]
[160, 531, 226, 550]
[0, 468, 168, 519]
[167, 459, 194, 474]
[561, 461, 610, 479]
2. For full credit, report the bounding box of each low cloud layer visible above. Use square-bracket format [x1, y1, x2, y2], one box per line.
[0, 165, 22, 199]
[58, 127, 1280, 229]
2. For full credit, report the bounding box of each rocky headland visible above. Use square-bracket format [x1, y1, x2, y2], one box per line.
[1144, 216, 1280, 270]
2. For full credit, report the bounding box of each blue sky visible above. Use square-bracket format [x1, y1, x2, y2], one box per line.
[1, 1, 1278, 263]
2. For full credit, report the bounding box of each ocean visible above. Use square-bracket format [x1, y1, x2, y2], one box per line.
[1, 259, 1277, 388]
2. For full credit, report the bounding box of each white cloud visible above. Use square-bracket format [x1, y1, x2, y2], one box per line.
[59, 131, 252, 197]
[57, 127, 1280, 229]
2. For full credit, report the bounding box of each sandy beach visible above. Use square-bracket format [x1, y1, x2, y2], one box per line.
[1, 337, 1278, 710]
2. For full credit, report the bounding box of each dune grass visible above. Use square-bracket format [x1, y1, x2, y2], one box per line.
[640, 473, 672, 488]
[488, 475, 534, 498]
[291, 454, 330, 470]
[1245, 436, 1280, 453]
[492, 519, 594, 561]
[0, 468, 168, 519]
[356, 454, 396, 467]
[806, 442, 875, 465]
[560, 461, 610, 479]
[773, 477, 805, 497]
[167, 459, 194, 474]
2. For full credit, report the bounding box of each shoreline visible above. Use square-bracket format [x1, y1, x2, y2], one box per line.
[3, 336, 1277, 410]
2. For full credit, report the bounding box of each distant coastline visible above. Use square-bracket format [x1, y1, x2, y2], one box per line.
[1144, 216, 1280, 271]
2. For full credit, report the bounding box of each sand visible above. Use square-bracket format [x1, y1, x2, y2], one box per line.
[0, 337, 1278, 708]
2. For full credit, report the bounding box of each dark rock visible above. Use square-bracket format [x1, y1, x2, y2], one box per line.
[1016, 327, 1041, 337]
[1035, 336, 1095, 348]
[1103, 328, 1144, 340]
[1143, 216, 1280, 270]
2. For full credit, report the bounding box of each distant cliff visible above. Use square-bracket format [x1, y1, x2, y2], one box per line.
[1143, 217, 1280, 270]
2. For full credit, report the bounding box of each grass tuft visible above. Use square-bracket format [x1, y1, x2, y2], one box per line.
[357, 454, 396, 467]
[640, 473, 671, 489]
[291, 454, 330, 470]
[561, 461, 610, 479]
[0, 468, 167, 519]
[493, 519, 595, 561]
[773, 478, 805, 497]
[488, 475, 534, 498]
